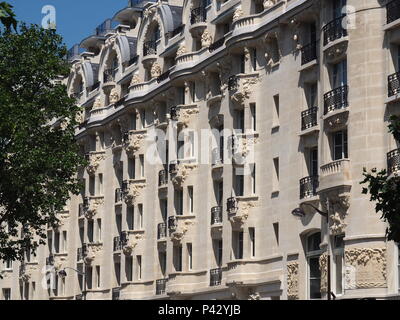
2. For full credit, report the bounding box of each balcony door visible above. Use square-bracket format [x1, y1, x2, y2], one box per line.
[333, 0, 346, 19]
[309, 147, 318, 177]
[333, 60, 347, 89]
[333, 130, 348, 161]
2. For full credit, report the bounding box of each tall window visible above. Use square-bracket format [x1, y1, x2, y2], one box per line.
[127, 206, 134, 231]
[2, 288, 11, 300]
[96, 266, 101, 288]
[250, 103, 256, 132]
[235, 172, 244, 197]
[308, 83, 318, 109]
[236, 110, 245, 132]
[128, 157, 135, 180]
[175, 190, 183, 215]
[333, 59, 347, 88]
[88, 220, 94, 243]
[249, 227, 255, 258]
[173, 245, 182, 272]
[136, 255, 142, 280]
[333, 130, 348, 160]
[333, 235, 344, 295]
[252, 48, 257, 71]
[306, 232, 323, 299]
[139, 155, 145, 178]
[62, 231, 67, 253]
[126, 257, 133, 282]
[232, 231, 244, 260]
[188, 186, 194, 214]
[187, 243, 193, 271]
[309, 147, 318, 177]
[138, 204, 143, 229]
[96, 219, 102, 242]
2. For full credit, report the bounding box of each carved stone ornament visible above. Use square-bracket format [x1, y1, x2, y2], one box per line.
[231, 75, 260, 105]
[93, 96, 102, 109]
[344, 248, 387, 289]
[233, 6, 244, 22]
[319, 253, 328, 293]
[176, 42, 187, 57]
[287, 262, 299, 300]
[230, 200, 255, 224]
[75, 109, 84, 124]
[263, 0, 278, 10]
[248, 292, 261, 300]
[124, 132, 146, 155]
[326, 42, 348, 62]
[86, 152, 106, 175]
[83, 243, 103, 265]
[171, 164, 198, 189]
[176, 106, 199, 129]
[84, 197, 104, 219]
[109, 88, 119, 105]
[201, 29, 213, 48]
[124, 182, 146, 206]
[130, 74, 141, 86]
[170, 219, 195, 242]
[151, 62, 162, 79]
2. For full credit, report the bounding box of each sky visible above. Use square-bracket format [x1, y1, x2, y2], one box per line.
[8, 0, 128, 49]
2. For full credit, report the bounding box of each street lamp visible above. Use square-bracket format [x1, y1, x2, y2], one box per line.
[291, 202, 336, 300]
[58, 267, 87, 300]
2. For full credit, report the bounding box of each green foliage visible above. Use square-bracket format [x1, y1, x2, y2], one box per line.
[361, 168, 400, 242]
[0, 2, 17, 31]
[0, 24, 84, 263]
[388, 114, 400, 143]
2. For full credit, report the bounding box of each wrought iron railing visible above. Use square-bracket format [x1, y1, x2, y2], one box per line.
[387, 0, 400, 24]
[210, 268, 222, 286]
[143, 40, 157, 56]
[156, 279, 167, 295]
[211, 206, 223, 225]
[168, 216, 177, 232]
[323, 85, 348, 115]
[170, 106, 178, 120]
[168, 24, 185, 38]
[300, 176, 319, 199]
[301, 107, 318, 131]
[388, 71, 400, 97]
[191, 7, 207, 24]
[115, 188, 123, 203]
[209, 37, 225, 53]
[158, 223, 167, 239]
[301, 41, 317, 65]
[228, 76, 238, 91]
[388, 148, 400, 175]
[227, 197, 237, 214]
[103, 68, 118, 83]
[113, 236, 122, 252]
[323, 16, 347, 46]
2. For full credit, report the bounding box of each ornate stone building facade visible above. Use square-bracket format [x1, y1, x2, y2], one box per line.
[1, 0, 400, 300]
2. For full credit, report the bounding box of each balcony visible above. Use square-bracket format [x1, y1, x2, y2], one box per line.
[168, 216, 177, 233]
[156, 279, 168, 295]
[211, 206, 223, 225]
[156, 70, 170, 84]
[227, 196, 258, 224]
[387, 0, 400, 24]
[210, 268, 222, 287]
[167, 215, 195, 242]
[121, 179, 146, 206]
[158, 223, 167, 240]
[300, 176, 319, 200]
[319, 159, 351, 192]
[190, 7, 207, 36]
[301, 42, 317, 66]
[388, 72, 400, 99]
[123, 130, 147, 155]
[76, 244, 87, 262]
[143, 40, 157, 56]
[323, 16, 347, 47]
[169, 161, 198, 189]
[387, 148, 400, 175]
[115, 188, 123, 204]
[169, 104, 199, 129]
[85, 151, 106, 175]
[209, 36, 226, 53]
[159, 169, 168, 187]
[82, 196, 104, 219]
[103, 68, 118, 85]
[227, 197, 238, 214]
[113, 236, 123, 252]
[301, 107, 319, 133]
[324, 85, 348, 115]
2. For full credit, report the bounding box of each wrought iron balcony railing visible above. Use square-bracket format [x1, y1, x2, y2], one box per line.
[170, 106, 178, 120]
[158, 223, 167, 240]
[143, 40, 157, 56]
[388, 71, 400, 97]
[190, 7, 207, 24]
[227, 197, 237, 214]
[387, 0, 400, 24]
[301, 41, 317, 65]
[228, 76, 238, 91]
[169, 162, 178, 174]
[301, 107, 318, 131]
[211, 206, 223, 225]
[113, 236, 122, 252]
[323, 16, 347, 46]
[156, 279, 167, 295]
[103, 68, 118, 83]
[300, 176, 319, 199]
[122, 180, 129, 194]
[168, 216, 177, 231]
[115, 188, 123, 203]
[388, 148, 400, 175]
[159, 169, 168, 186]
[323, 85, 348, 115]
[157, 70, 170, 83]
[112, 287, 120, 300]
[209, 37, 225, 53]
[210, 268, 222, 286]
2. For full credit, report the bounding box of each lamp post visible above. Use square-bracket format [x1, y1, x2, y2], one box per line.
[291, 201, 335, 300]
[58, 267, 87, 300]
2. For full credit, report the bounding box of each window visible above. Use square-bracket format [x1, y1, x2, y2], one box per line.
[159, 251, 167, 275]
[333, 235, 344, 295]
[127, 207, 134, 231]
[140, 110, 145, 129]
[273, 95, 280, 128]
[252, 48, 257, 71]
[333, 130, 348, 160]
[54, 232, 60, 253]
[232, 231, 244, 260]
[190, 82, 196, 103]
[187, 243, 193, 271]
[5, 259, 12, 270]
[240, 54, 245, 73]
[139, 155, 145, 178]
[89, 176, 95, 196]
[31, 282, 36, 300]
[217, 181, 223, 206]
[175, 190, 183, 215]
[62, 231, 67, 253]
[251, 164, 256, 194]
[86, 266, 93, 290]
[2, 288, 11, 300]
[95, 266, 100, 288]
[130, 112, 137, 130]
[24, 282, 30, 300]
[273, 223, 279, 245]
[188, 186, 194, 214]
[250, 103, 256, 131]
[235, 172, 244, 197]
[138, 204, 143, 229]
[306, 232, 323, 299]
[236, 110, 245, 132]
[173, 245, 182, 272]
[308, 83, 318, 109]
[97, 219, 102, 242]
[309, 147, 319, 177]
[273, 157, 280, 192]
[333, 59, 347, 88]
[114, 262, 121, 286]
[126, 256, 133, 282]
[128, 157, 135, 180]
[249, 228, 255, 258]
[88, 220, 94, 243]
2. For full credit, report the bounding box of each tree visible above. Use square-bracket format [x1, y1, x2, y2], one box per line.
[361, 115, 400, 243]
[0, 24, 84, 264]
[0, 2, 17, 31]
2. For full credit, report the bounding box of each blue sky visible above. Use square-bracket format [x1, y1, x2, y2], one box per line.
[8, 0, 127, 49]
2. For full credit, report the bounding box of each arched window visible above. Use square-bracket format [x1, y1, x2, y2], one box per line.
[306, 232, 322, 299]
